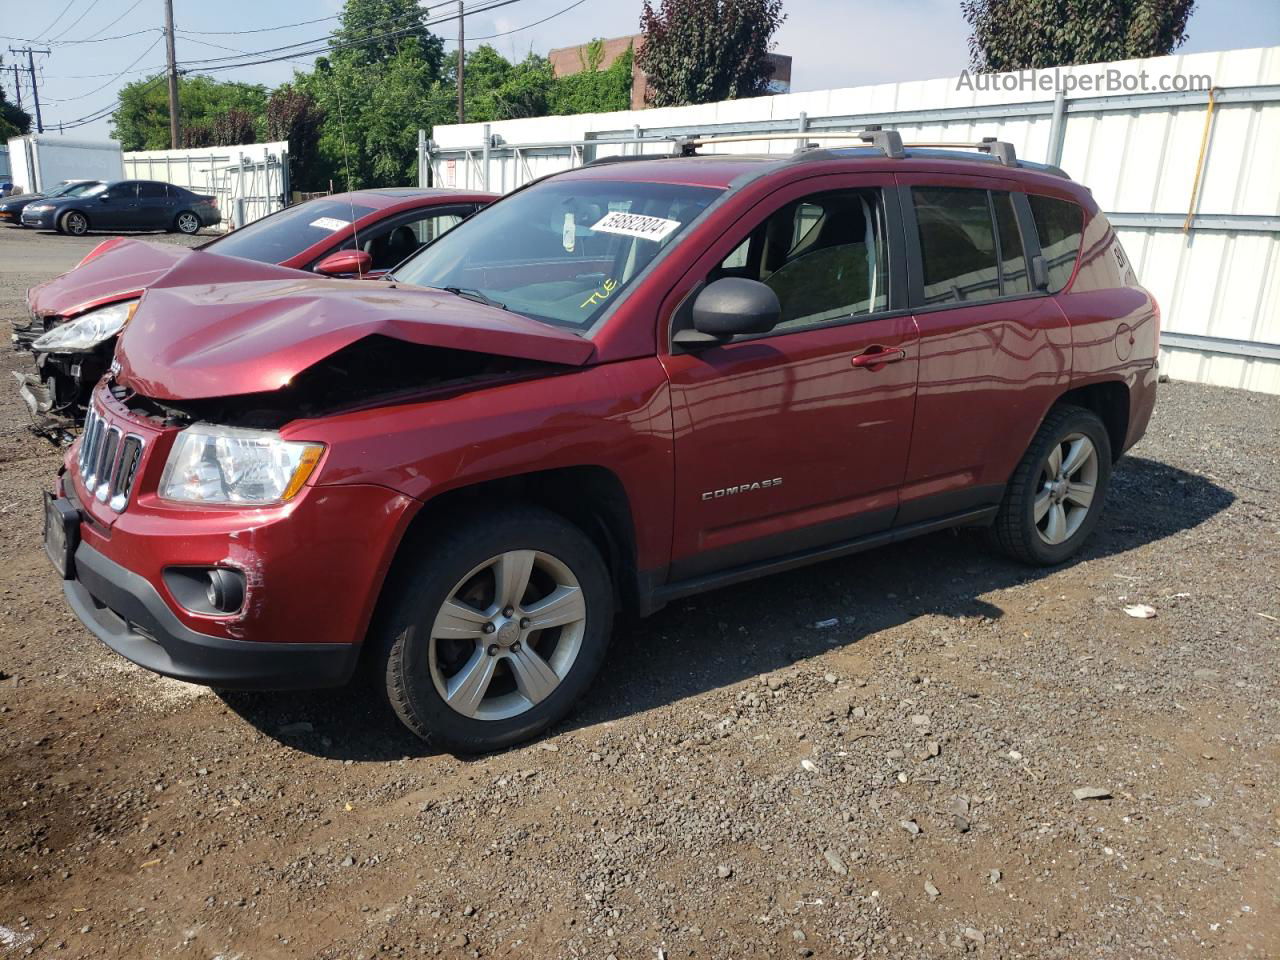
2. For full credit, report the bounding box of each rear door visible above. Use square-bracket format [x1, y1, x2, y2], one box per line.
[661, 173, 919, 580]
[896, 173, 1071, 524]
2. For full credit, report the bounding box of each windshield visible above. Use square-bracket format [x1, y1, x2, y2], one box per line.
[48, 181, 98, 198]
[203, 197, 377, 264]
[81, 183, 109, 198]
[391, 179, 720, 331]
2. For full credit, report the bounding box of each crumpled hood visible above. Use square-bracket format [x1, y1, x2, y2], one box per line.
[115, 253, 595, 401]
[27, 238, 196, 319]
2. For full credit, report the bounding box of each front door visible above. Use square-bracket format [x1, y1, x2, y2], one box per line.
[99, 181, 141, 229]
[661, 175, 919, 580]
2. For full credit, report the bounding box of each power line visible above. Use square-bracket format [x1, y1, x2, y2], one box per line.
[468, 0, 592, 41]
[47, 0, 104, 43]
[48, 0, 538, 130]
[42, 34, 163, 103]
[62, 0, 151, 44]
[29, 0, 79, 43]
[176, 14, 343, 37]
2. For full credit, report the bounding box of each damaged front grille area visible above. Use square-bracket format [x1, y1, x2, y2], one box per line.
[78, 405, 146, 513]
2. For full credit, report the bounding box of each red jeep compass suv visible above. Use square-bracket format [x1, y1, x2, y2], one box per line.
[45, 131, 1158, 752]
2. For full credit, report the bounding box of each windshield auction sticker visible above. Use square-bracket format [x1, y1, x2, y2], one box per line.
[590, 211, 681, 243]
[309, 216, 351, 231]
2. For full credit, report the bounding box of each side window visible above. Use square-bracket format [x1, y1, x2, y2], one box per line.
[1028, 194, 1084, 293]
[114, 182, 140, 199]
[711, 187, 890, 331]
[138, 182, 166, 199]
[360, 210, 467, 271]
[912, 187, 1000, 304]
[993, 192, 1029, 295]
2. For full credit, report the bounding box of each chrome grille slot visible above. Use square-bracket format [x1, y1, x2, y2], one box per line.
[94, 428, 120, 502]
[76, 404, 146, 513]
[80, 409, 104, 486]
[110, 437, 143, 512]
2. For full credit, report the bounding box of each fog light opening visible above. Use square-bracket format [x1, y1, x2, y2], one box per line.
[205, 569, 245, 614]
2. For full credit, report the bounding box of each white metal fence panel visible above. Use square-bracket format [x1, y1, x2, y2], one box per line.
[123, 141, 290, 230]
[424, 45, 1280, 394]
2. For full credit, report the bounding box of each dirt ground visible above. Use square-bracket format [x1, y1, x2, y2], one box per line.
[0, 226, 1277, 960]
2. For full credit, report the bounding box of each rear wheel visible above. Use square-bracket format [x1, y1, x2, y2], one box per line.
[174, 211, 201, 235]
[991, 404, 1112, 565]
[60, 211, 89, 236]
[376, 505, 613, 752]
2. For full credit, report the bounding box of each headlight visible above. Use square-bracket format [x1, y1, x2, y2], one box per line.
[26, 204, 53, 213]
[159, 425, 324, 506]
[31, 300, 139, 352]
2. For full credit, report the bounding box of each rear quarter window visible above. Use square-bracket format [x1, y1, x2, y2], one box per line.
[1028, 195, 1084, 293]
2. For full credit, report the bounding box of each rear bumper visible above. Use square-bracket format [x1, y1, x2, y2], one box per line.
[66, 539, 360, 690]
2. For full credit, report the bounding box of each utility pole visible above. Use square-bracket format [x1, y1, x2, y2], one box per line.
[457, 1, 464, 124]
[7, 47, 48, 132]
[9, 64, 21, 109]
[163, 0, 180, 148]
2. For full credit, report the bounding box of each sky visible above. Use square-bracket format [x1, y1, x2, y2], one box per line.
[3, 0, 1279, 140]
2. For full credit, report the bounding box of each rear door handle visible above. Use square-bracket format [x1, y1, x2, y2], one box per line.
[851, 346, 906, 368]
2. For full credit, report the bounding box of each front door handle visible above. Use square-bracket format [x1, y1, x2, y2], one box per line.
[851, 345, 906, 368]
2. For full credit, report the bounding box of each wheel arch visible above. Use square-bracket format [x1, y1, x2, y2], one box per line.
[1053, 378, 1130, 462]
[384, 465, 643, 617]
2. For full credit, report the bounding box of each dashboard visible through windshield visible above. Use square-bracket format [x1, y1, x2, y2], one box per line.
[391, 179, 721, 332]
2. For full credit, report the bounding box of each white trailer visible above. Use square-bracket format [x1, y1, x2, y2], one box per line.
[6, 135, 124, 194]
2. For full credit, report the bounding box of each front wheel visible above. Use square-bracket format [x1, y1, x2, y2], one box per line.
[376, 505, 614, 752]
[990, 404, 1113, 565]
[60, 211, 89, 236]
[174, 211, 201, 235]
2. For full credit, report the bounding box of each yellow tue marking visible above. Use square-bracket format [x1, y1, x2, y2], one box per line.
[580, 277, 618, 309]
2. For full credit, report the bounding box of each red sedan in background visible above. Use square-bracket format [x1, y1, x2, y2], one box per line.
[12, 187, 496, 437]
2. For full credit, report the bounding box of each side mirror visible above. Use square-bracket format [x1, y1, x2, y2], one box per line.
[314, 250, 372, 277]
[98, 194, 110, 202]
[673, 277, 781, 347]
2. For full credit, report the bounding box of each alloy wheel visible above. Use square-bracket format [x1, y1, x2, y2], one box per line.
[428, 550, 587, 721]
[65, 213, 88, 236]
[177, 213, 199, 234]
[1034, 432, 1098, 545]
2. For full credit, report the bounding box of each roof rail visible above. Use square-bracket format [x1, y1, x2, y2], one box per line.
[857, 126, 905, 158]
[665, 127, 1018, 166]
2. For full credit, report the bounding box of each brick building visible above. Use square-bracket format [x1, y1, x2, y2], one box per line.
[547, 35, 792, 111]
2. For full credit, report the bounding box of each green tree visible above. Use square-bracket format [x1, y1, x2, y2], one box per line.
[111, 74, 267, 150]
[267, 85, 325, 191]
[550, 42, 633, 114]
[961, 0, 1196, 71]
[1, 83, 32, 140]
[636, 0, 785, 107]
[301, 0, 445, 188]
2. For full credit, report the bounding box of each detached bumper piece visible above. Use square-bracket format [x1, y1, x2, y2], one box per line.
[65, 540, 360, 690]
[12, 370, 76, 443]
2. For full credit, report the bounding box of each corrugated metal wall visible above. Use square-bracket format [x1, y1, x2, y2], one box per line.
[122, 141, 290, 230]
[425, 45, 1280, 394]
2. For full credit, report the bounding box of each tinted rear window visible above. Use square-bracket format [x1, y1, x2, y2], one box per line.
[913, 187, 1001, 304]
[205, 198, 377, 264]
[1028, 195, 1084, 293]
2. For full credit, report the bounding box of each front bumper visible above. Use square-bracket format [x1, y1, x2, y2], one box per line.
[66, 538, 360, 689]
[21, 209, 55, 229]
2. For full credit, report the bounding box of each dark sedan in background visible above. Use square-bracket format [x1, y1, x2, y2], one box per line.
[13, 187, 495, 437]
[20, 179, 221, 235]
[0, 180, 101, 227]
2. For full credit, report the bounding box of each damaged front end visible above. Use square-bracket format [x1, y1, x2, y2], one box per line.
[12, 300, 134, 443]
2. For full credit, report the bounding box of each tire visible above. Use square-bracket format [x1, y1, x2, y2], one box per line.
[174, 211, 201, 235]
[990, 404, 1113, 565]
[60, 211, 89, 236]
[375, 505, 614, 752]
